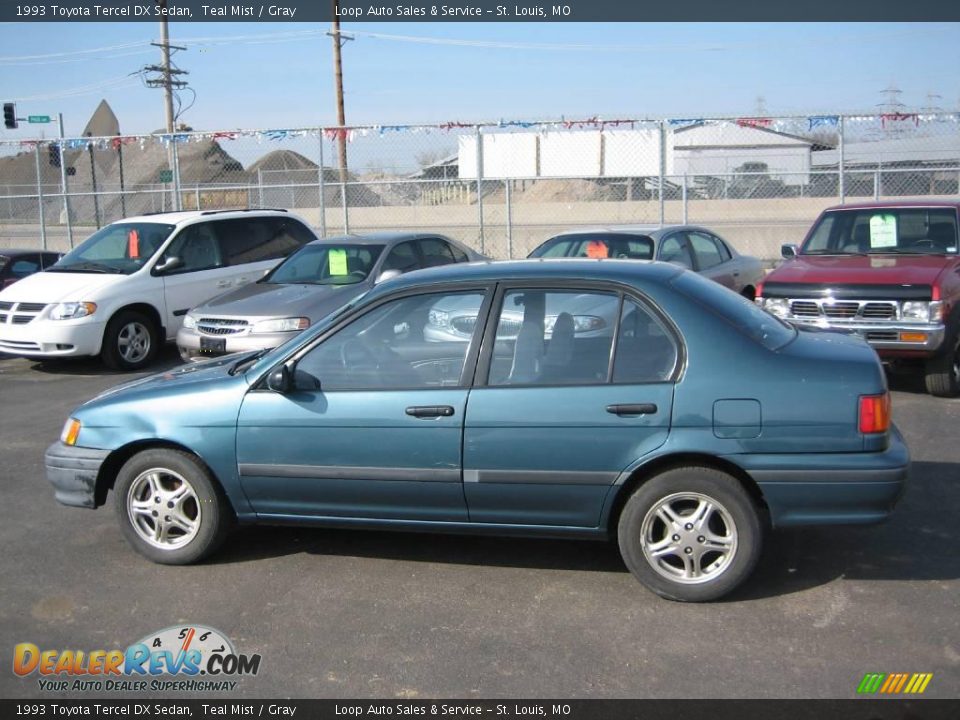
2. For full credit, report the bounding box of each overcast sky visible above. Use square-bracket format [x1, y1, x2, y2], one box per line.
[0, 21, 958, 138]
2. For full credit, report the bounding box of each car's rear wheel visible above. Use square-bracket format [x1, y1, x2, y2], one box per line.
[101, 310, 159, 371]
[114, 448, 232, 565]
[617, 466, 762, 602]
[924, 329, 960, 398]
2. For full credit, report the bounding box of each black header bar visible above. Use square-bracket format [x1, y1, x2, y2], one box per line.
[2, 0, 959, 22]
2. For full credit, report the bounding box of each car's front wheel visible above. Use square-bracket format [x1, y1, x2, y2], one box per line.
[617, 466, 762, 602]
[114, 448, 232, 564]
[924, 329, 960, 398]
[101, 310, 159, 371]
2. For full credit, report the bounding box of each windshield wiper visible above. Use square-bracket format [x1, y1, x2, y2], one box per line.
[48, 261, 123, 274]
[229, 348, 270, 375]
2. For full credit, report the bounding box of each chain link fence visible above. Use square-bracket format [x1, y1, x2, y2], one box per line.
[1, 112, 958, 260]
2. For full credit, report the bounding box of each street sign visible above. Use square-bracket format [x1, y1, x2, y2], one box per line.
[159, 170, 173, 183]
[27, 115, 51, 124]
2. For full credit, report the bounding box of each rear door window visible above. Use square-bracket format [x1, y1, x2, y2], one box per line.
[215, 217, 312, 267]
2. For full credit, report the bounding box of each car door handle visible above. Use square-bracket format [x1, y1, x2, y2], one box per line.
[405, 405, 455, 418]
[216, 280, 232, 288]
[606, 403, 658, 416]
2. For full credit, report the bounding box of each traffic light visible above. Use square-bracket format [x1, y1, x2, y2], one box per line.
[3, 103, 16, 129]
[48, 143, 61, 167]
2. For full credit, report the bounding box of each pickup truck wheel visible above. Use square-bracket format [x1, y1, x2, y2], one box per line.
[617, 466, 762, 602]
[924, 331, 960, 398]
[101, 310, 159, 371]
[114, 448, 232, 565]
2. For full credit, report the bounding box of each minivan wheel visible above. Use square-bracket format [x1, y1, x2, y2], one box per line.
[101, 310, 159, 371]
[924, 331, 960, 398]
[114, 448, 232, 565]
[617, 466, 762, 602]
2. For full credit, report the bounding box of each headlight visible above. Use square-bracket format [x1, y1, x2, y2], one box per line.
[251, 317, 310, 334]
[182, 313, 197, 329]
[428, 309, 450, 329]
[761, 298, 790, 319]
[49, 302, 97, 321]
[60, 418, 81, 446]
[544, 314, 606, 333]
[901, 301, 942, 323]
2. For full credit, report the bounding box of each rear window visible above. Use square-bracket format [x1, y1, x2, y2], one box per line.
[672, 271, 796, 351]
[803, 208, 959, 255]
[529, 233, 655, 260]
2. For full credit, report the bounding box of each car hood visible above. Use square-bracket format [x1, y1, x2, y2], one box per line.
[0, 269, 122, 304]
[85, 353, 247, 406]
[191, 281, 367, 321]
[768, 254, 952, 288]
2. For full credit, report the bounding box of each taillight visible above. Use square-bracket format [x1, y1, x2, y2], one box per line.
[859, 393, 891, 434]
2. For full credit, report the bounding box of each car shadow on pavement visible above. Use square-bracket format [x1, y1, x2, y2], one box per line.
[208, 459, 959, 602]
[24, 345, 184, 376]
[729, 459, 959, 601]
[885, 363, 930, 395]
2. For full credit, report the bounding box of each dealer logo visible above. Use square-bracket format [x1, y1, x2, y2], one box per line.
[13, 624, 261, 692]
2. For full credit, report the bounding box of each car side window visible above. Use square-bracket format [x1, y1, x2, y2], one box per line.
[713, 235, 732, 262]
[687, 231, 724, 270]
[612, 298, 679, 383]
[418, 238, 456, 268]
[161, 224, 223, 274]
[381, 241, 420, 274]
[449, 243, 470, 263]
[658, 234, 694, 269]
[295, 291, 486, 391]
[10, 256, 40, 278]
[214, 218, 310, 267]
[487, 289, 618, 387]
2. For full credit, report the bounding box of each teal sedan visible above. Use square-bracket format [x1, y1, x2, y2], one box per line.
[45, 260, 909, 602]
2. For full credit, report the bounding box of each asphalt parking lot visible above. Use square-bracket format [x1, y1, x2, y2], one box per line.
[1, 348, 958, 700]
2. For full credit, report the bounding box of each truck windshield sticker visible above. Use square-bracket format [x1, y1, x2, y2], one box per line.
[328, 248, 348, 276]
[869, 214, 898, 248]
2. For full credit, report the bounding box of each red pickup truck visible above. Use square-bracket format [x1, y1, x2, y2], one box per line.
[756, 201, 960, 397]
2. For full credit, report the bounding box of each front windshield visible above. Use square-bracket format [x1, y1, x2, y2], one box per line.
[530, 233, 655, 260]
[50, 222, 175, 275]
[802, 208, 958, 256]
[264, 243, 385, 286]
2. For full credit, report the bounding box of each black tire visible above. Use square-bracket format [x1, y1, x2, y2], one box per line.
[113, 448, 232, 565]
[924, 329, 960, 398]
[101, 310, 160, 371]
[617, 466, 762, 602]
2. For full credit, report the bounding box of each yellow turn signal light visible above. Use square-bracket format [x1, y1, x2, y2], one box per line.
[899, 332, 928, 343]
[61, 418, 81, 446]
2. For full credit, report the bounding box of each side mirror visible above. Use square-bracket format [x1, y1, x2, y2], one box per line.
[153, 256, 183, 274]
[781, 244, 799, 260]
[375, 268, 402, 284]
[266, 364, 293, 393]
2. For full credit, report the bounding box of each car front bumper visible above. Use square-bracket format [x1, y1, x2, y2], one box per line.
[0, 319, 105, 358]
[788, 318, 945, 354]
[45, 442, 110, 508]
[176, 326, 295, 362]
[728, 425, 910, 527]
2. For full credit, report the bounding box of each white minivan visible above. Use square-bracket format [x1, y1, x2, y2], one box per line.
[0, 209, 318, 370]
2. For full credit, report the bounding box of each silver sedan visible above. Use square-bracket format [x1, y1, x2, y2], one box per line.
[177, 232, 482, 361]
[528, 224, 764, 299]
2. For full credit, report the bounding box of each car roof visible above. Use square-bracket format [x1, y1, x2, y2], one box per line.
[0, 248, 60, 256]
[823, 200, 960, 212]
[112, 208, 296, 226]
[305, 231, 457, 247]
[548, 224, 713, 238]
[375, 258, 683, 293]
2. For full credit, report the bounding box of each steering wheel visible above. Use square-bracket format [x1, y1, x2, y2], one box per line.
[910, 239, 934, 249]
[339, 338, 379, 370]
[347, 269, 368, 280]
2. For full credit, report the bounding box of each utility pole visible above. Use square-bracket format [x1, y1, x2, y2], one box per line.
[158, 5, 175, 134]
[330, 0, 350, 185]
[144, 1, 188, 211]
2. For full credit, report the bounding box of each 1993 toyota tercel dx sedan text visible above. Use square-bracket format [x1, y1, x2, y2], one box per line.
[44, 260, 909, 602]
